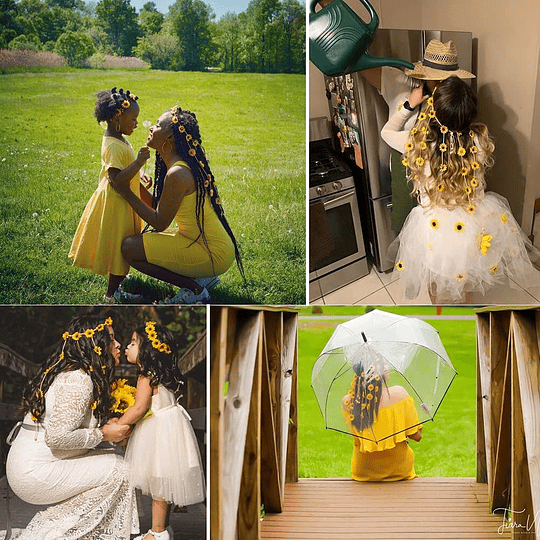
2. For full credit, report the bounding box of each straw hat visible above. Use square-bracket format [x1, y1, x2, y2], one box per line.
[405, 40, 475, 80]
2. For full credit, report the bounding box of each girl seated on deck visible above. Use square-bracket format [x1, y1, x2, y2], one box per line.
[342, 359, 423, 481]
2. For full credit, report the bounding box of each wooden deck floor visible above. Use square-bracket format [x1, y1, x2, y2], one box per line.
[261, 478, 511, 540]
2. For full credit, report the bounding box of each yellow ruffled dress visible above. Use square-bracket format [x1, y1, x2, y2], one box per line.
[69, 137, 143, 276]
[350, 396, 422, 482]
[142, 160, 235, 278]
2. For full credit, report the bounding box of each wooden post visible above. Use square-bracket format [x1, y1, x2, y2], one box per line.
[512, 312, 540, 540]
[237, 318, 263, 540]
[285, 312, 299, 484]
[476, 313, 489, 484]
[210, 307, 228, 540]
[221, 311, 261, 540]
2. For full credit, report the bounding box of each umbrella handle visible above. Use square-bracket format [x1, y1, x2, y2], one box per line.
[361, 332, 367, 342]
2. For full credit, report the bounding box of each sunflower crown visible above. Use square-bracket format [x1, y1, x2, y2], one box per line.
[145, 321, 172, 354]
[62, 317, 113, 347]
[111, 87, 138, 116]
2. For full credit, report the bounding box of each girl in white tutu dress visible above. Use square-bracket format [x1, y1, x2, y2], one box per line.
[118, 321, 205, 540]
[382, 76, 540, 303]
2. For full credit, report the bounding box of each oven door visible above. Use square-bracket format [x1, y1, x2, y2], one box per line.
[310, 187, 366, 278]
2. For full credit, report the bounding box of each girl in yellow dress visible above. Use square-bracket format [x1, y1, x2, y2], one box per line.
[69, 87, 151, 303]
[343, 360, 423, 481]
[109, 106, 243, 304]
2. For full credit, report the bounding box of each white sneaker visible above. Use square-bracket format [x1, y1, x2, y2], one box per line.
[159, 287, 210, 304]
[195, 276, 220, 290]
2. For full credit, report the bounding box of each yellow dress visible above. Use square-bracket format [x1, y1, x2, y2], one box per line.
[350, 396, 422, 482]
[69, 137, 143, 276]
[142, 161, 235, 278]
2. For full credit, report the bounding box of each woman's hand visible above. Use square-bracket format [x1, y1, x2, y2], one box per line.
[101, 420, 131, 442]
[141, 172, 153, 189]
[409, 85, 429, 109]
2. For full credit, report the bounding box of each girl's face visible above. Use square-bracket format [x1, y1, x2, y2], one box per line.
[147, 112, 173, 150]
[107, 326, 121, 366]
[125, 332, 140, 365]
[117, 101, 140, 136]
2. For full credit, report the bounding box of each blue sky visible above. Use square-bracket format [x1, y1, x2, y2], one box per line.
[130, 0, 252, 20]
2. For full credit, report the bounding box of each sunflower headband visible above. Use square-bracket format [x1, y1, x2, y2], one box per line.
[145, 321, 172, 354]
[111, 87, 138, 116]
[170, 106, 223, 210]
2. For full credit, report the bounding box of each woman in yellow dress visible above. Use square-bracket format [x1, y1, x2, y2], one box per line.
[342, 360, 422, 481]
[109, 106, 243, 304]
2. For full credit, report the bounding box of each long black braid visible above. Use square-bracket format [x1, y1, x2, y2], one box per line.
[21, 315, 116, 426]
[147, 107, 245, 280]
[94, 86, 139, 123]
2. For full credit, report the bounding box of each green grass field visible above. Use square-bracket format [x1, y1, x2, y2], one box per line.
[298, 307, 477, 478]
[0, 69, 305, 304]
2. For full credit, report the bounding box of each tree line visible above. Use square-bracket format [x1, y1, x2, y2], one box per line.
[0, 0, 305, 73]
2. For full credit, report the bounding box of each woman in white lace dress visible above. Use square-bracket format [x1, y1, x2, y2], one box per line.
[5, 315, 139, 540]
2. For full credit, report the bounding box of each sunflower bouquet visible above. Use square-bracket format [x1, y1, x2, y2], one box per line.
[109, 379, 153, 421]
[110, 379, 137, 416]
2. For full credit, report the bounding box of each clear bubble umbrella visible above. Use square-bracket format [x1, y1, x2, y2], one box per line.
[311, 309, 457, 443]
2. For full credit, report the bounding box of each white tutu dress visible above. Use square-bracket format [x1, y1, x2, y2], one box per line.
[381, 105, 540, 302]
[124, 385, 205, 506]
[391, 191, 540, 301]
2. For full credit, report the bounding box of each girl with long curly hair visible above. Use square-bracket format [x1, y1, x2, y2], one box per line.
[382, 76, 540, 303]
[117, 322, 205, 540]
[109, 106, 244, 304]
[6, 315, 138, 539]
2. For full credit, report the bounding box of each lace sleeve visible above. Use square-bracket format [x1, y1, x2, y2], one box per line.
[381, 106, 417, 153]
[44, 371, 103, 450]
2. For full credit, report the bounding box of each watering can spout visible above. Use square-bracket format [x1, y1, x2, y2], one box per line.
[347, 53, 414, 74]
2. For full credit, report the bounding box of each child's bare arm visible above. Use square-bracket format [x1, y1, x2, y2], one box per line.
[117, 376, 153, 425]
[108, 147, 150, 186]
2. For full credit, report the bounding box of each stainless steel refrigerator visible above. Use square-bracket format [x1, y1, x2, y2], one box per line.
[323, 29, 473, 272]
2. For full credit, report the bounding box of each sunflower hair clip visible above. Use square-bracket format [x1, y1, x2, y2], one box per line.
[144, 321, 172, 354]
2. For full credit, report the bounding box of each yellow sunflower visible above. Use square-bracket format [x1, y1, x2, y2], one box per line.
[439, 143, 447, 152]
[430, 219, 439, 230]
[415, 156, 425, 167]
[440, 126, 449, 134]
[501, 214, 508, 223]
[457, 147, 466, 157]
[405, 142, 414, 151]
[467, 205, 476, 214]
[454, 222, 465, 233]
[456, 273, 467, 282]
[396, 260, 405, 271]
[490, 265, 498, 274]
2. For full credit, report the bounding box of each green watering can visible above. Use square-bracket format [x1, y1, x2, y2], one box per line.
[310, 0, 414, 76]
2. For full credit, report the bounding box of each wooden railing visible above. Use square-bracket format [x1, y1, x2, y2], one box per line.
[210, 307, 299, 540]
[476, 307, 540, 540]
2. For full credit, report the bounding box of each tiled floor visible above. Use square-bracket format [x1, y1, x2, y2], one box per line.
[311, 263, 540, 305]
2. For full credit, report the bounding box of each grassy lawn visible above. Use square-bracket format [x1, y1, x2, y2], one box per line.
[298, 307, 477, 478]
[0, 69, 305, 304]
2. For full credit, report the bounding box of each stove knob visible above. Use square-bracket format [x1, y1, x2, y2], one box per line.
[316, 187, 324, 196]
[333, 181, 342, 191]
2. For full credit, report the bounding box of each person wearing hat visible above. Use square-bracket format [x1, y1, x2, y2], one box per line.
[362, 40, 475, 233]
